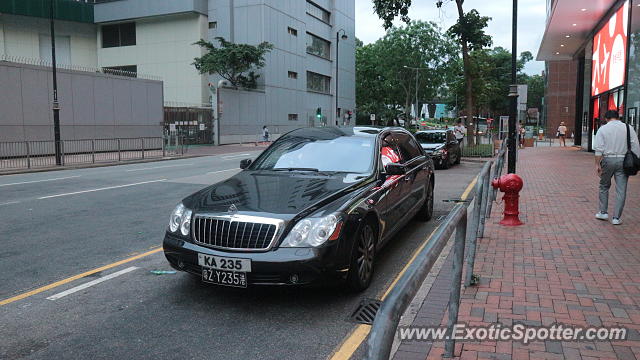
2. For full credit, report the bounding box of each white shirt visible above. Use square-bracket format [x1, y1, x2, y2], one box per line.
[558, 125, 567, 135]
[594, 120, 640, 157]
[453, 125, 466, 140]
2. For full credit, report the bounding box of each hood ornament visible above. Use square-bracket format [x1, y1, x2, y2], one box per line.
[228, 204, 238, 215]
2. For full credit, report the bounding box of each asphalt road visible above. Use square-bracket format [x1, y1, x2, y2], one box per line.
[0, 151, 482, 360]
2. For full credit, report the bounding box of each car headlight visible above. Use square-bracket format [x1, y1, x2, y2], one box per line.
[169, 203, 192, 236]
[433, 149, 443, 156]
[280, 214, 343, 247]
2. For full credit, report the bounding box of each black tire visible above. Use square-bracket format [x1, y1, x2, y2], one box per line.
[454, 150, 461, 164]
[346, 222, 376, 292]
[417, 177, 434, 221]
[441, 156, 450, 169]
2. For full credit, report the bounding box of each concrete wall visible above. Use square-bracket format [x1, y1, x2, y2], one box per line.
[0, 61, 163, 142]
[0, 14, 98, 67]
[97, 13, 209, 106]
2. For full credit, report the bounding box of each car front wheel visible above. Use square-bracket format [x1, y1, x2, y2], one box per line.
[417, 178, 434, 221]
[346, 222, 376, 292]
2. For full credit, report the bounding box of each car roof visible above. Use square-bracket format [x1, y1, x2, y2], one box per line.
[281, 126, 410, 141]
[416, 130, 448, 133]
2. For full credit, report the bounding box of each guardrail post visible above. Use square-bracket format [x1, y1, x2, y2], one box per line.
[91, 140, 95, 164]
[61, 141, 65, 166]
[443, 212, 467, 358]
[141, 138, 145, 159]
[477, 162, 493, 238]
[117, 139, 121, 162]
[26, 142, 31, 169]
[464, 171, 483, 287]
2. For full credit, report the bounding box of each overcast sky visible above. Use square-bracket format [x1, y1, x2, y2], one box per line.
[354, 0, 547, 75]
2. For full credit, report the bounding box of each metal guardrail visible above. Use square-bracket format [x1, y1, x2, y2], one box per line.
[367, 146, 504, 360]
[0, 136, 184, 171]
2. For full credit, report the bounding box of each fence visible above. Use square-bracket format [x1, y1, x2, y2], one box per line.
[366, 144, 507, 360]
[0, 137, 184, 171]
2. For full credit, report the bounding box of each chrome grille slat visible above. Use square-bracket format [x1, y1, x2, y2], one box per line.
[192, 215, 280, 251]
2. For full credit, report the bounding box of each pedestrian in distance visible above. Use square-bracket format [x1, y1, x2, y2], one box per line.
[518, 122, 525, 149]
[454, 120, 466, 145]
[594, 110, 640, 225]
[262, 126, 270, 144]
[557, 122, 568, 147]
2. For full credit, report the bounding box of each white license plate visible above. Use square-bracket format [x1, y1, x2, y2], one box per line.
[198, 253, 252, 272]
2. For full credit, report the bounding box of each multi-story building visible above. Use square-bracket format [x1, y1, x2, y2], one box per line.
[538, 0, 639, 152]
[0, 0, 356, 144]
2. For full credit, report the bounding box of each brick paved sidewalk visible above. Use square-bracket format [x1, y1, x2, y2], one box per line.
[399, 146, 640, 360]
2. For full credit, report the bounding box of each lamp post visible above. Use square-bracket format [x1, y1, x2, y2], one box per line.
[336, 29, 348, 126]
[508, 0, 518, 174]
[50, 0, 62, 165]
[403, 66, 428, 126]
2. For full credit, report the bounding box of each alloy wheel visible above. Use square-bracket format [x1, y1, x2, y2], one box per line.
[357, 225, 375, 283]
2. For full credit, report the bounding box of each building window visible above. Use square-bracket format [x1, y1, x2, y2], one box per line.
[103, 65, 138, 78]
[209, 21, 217, 29]
[307, 71, 331, 94]
[288, 114, 299, 121]
[102, 22, 136, 48]
[306, 1, 331, 23]
[288, 71, 298, 79]
[287, 27, 298, 36]
[306, 33, 331, 59]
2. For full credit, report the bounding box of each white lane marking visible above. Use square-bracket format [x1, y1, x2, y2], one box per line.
[222, 153, 251, 160]
[125, 163, 194, 172]
[0, 175, 81, 187]
[206, 168, 239, 175]
[38, 179, 167, 199]
[46, 266, 139, 301]
[0, 201, 20, 206]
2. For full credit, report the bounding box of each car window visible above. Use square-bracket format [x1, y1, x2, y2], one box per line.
[398, 133, 422, 160]
[251, 135, 375, 173]
[415, 132, 446, 144]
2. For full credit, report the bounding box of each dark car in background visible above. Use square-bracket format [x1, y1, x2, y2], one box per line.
[163, 127, 435, 291]
[415, 130, 461, 169]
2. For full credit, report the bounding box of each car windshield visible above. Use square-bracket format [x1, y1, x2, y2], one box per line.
[415, 132, 446, 144]
[251, 136, 375, 174]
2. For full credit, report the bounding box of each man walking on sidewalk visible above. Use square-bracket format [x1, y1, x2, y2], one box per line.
[594, 110, 640, 225]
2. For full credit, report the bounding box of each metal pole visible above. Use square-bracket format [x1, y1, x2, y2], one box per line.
[477, 163, 493, 238]
[443, 213, 467, 358]
[464, 164, 486, 287]
[508, 0, 518, 174]
[141, 138, 145, 159]
[335, 31, 339, 127]
[117, 139, 121, 162]
[91, 139, 95, 164]
[415, 68, 419, 123]
[50, 0, 62, 166]
[26, 142, 31, 169]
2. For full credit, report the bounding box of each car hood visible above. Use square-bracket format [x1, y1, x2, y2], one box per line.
[420, 143, 445, 151]
[184, 170, 369, 220]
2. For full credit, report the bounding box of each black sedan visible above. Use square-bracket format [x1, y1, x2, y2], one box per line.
[163, 127, 435, 291]
[415, 130, 461, 169]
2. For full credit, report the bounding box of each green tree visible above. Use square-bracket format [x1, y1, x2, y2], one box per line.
[524, 74, 544, 110]
[373, 0, 492, 143]
[356, 21, 458, 127]
[193, 37, 274, 89]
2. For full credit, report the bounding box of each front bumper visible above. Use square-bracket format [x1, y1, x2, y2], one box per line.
[163, 233, 350, 286]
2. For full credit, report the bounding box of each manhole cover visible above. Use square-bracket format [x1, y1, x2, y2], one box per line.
[349, 299, 382, 325]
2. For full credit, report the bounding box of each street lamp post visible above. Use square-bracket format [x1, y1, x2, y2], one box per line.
[336, 29, 348, 126]
[50, 0, 62, 165]
[404, 66, 428, 126]
[508, 0, 518, 174]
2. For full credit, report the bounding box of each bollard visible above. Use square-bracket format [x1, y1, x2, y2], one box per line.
[443, 214, 467, 358]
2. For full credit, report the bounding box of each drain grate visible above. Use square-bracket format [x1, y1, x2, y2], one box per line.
[349, 298, 382, 325]
[442, 198, 471, 203]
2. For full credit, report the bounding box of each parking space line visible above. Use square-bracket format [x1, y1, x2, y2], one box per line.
[0, 175, 81, 187]
[0, 201, 20, 206]
[0, 247, 162, 306]
[46, 266, 139, 301]
[328, 175, 478, 360]
[38, 179, 167, 199]
[125, 164, 194, 172]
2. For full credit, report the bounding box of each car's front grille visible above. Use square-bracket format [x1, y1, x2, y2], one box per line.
[192, 215, 281, 251]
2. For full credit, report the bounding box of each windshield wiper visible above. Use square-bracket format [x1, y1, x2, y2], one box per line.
[271, 167, 320, 172]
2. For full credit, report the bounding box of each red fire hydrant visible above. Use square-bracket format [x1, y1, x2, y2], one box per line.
[491, 173, 524, 226]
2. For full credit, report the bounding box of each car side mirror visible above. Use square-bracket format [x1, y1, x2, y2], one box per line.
[239, 159, 252, 169]
[384, 163, 406, 176]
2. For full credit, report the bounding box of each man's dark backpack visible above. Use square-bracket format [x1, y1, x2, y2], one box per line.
[623, 124, 640, 176]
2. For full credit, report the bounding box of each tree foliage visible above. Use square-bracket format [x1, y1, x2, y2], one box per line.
[193, 37, 274, 89]
[356, 21, 458, 126]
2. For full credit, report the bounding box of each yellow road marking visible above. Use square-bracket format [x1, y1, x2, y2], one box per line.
[328, 176, 478, 360]
[0, 247, 162, 306]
